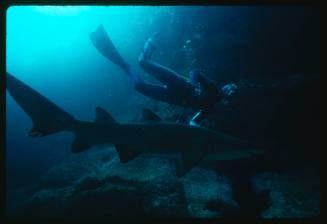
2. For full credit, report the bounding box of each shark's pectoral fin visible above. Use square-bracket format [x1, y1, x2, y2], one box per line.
[72, 133, 93, 153]
[176, 146, 206, 177]
[115, 144, 142, 163]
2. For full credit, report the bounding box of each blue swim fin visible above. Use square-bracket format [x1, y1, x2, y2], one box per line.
[90, 24, 130, 73]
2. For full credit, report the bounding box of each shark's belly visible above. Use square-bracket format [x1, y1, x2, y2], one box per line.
[103, 123, 214, 155]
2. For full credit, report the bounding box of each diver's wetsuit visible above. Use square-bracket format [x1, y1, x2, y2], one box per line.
[136, 47, 198, 107]
[89, 25, 221, 125]
[128, 61, 220, 125]
[130, 35, 221, 125]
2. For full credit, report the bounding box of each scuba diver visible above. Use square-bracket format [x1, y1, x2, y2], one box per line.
[90, 25, 236, 126]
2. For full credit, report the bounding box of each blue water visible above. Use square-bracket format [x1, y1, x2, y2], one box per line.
[6, 6, 178, 188]
[6, 5, 319, 196]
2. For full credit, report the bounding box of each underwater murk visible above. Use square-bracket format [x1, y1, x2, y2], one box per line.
[6, 6, 320, 221]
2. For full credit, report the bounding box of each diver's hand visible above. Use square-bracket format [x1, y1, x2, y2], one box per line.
[221, 83, 238, 97]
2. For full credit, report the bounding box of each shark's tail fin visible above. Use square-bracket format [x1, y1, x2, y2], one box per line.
[90, 24, 130, 73]
[6, 73, 77, 137]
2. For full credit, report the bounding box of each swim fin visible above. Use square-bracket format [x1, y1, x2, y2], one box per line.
[90, 24, 130, 73]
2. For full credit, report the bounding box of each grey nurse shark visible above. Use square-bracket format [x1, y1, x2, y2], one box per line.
[6, 73, 264, 177]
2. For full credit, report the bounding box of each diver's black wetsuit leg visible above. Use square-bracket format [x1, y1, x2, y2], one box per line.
[139, 58, 191, 90]
[139, 33, 192, 91]
[133, 79, 171, 102]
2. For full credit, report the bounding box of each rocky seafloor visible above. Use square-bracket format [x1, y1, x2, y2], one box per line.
[7, 146, 320, 221]
[6, 75, 320, 221]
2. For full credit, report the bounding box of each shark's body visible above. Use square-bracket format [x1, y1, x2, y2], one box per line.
[6, 73, 263, 176]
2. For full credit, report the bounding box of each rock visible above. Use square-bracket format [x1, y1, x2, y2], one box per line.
[74, 175, 104, 193]
[143, 180, 188, 218]
[252, 168, 320, 218]
[67, 180, 145, 221]
[38, 148, 117, 189]
[7, 147, 320, 220]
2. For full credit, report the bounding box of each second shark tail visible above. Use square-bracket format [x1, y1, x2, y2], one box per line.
[6, 73, 120, 154]
[6, 73, 78, 137]
[6, 73, 140, 156]
[90, 24, 130, 73]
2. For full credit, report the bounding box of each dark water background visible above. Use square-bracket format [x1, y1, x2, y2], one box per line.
[6, 5, 319, 201]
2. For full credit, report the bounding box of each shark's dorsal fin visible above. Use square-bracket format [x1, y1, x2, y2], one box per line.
[95, 106, 116, 124]
[141, 108, 162, 122]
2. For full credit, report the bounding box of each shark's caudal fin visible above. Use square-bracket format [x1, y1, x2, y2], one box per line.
[6, 73, 98, 154]
[6, 73, 77, 137]
[90, 24, 130, 73]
